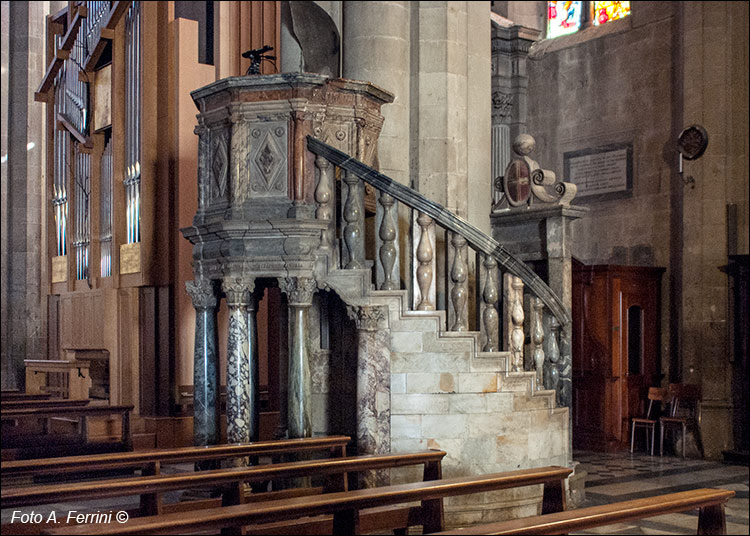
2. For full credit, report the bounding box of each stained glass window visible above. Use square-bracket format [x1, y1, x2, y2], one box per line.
[547, 1, 583, 39]
[592, 1, 631, 26]
[547, 1, 632, 39]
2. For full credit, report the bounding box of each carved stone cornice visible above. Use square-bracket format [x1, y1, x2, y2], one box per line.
[185, 279, 217, 310]
[282, 276, 316, 306]
[347, 305, 387, 332]
[222, 278, 254, 307]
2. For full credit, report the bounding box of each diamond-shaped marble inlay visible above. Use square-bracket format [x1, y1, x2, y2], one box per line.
[250, 130, 285, 193]
[258, 143, 275, 176]
[211, 133, 228, 198]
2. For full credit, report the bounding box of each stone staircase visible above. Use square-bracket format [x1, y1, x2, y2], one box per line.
[325, 268, 569, 525]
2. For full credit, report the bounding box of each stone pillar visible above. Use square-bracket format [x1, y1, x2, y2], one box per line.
[347, 305, 391, 488]
[283, 276, 316, 438]
[342, 0, 411, 286]
[491, 24, 539, 203]
[342, 1, 410, 186]
[1, 1, 49, 389]
[222, 278, 256, 448]
[185, 279, 220, 447]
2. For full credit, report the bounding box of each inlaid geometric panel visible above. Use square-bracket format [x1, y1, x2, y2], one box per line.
[247, 122, 288, 198]
[211, 131, 228, 199]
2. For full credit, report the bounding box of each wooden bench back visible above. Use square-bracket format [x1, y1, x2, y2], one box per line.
[3, 450, 446, 510]
[1, 399, 90, 409]
[431, 488, 734, 535]
[43, 466, 573, 535]
[1, 435, 350, 477]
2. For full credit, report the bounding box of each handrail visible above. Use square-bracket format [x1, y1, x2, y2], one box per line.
[306, 136, 570, 327]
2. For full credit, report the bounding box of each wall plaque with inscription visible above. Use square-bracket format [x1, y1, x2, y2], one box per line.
[564, 143, 632, 201]
[51, 255, 67, 283]
[120, 242, 141, 274]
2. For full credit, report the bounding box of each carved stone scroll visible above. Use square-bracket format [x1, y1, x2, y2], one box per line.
[480, 255, 500, 352]
[448, 232, 469, 331]
[377, 192, 399, 290]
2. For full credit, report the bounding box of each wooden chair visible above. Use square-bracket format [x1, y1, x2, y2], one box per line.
[630, 387, 670, 455]
[660, 383, 705, 458]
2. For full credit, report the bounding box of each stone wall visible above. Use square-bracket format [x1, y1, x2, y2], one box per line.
[525, 1, 749, 458]
[388, 307, 569, 525]
[1, 1, 57, 389]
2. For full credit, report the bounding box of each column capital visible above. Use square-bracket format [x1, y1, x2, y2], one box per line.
[186, 279, 217, 310]
[222, 278, 254, 307]
[347, 305, 387, 332]
[281, 276, 316, 306]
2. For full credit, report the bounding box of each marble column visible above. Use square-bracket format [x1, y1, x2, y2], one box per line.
[283, 276, 316, 438]
[222, 278, 256, 450]
[186, 279, 220, 447]
[347, 305, 391, 488]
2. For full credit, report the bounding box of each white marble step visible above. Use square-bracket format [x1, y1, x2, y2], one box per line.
[326, 269, 552, 403]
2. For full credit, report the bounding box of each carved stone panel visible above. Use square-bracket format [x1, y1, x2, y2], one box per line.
[247, 122, 289, 198]
[210, 129, 228, 200]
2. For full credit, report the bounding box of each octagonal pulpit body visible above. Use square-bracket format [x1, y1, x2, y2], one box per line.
[183, 73, 393, 281]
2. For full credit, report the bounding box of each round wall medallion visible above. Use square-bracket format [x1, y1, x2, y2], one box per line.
[678, 124, 708, 160]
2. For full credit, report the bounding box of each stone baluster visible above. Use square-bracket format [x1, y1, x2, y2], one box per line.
[448, 233, 469, 331]
[504, 274, 525, 372]
[377, 192, 399, 290]
[480, 255, 500, 352]
[545, 315, 561, 397]
[347, 305, 391, 488]
[222, 278, 256, 460]
[531, 297, 545, 390]
[314, 154, 335, 257]
[185, 279, 220, 447]
[342, 170, 365, 269]
[283, 276, 316, 438]
[414, 212, 435, 310]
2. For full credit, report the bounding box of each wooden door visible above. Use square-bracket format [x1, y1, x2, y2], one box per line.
[573, 263, 664, 452]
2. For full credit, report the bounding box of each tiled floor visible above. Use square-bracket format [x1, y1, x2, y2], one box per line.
[573, 450, 749, 535]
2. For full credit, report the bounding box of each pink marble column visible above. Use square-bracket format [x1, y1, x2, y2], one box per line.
[347, 305, 391, 488]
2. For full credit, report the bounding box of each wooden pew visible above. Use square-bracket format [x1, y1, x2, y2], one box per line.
[1, 392, 52, 402]
[1, 398, 90, 409]
[4, 450, 445, 526]
[432, 488, 735, 535]
[1, 405, 133, 459]
[1, 435, 350, 480]
[44, 465, 573, 535]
